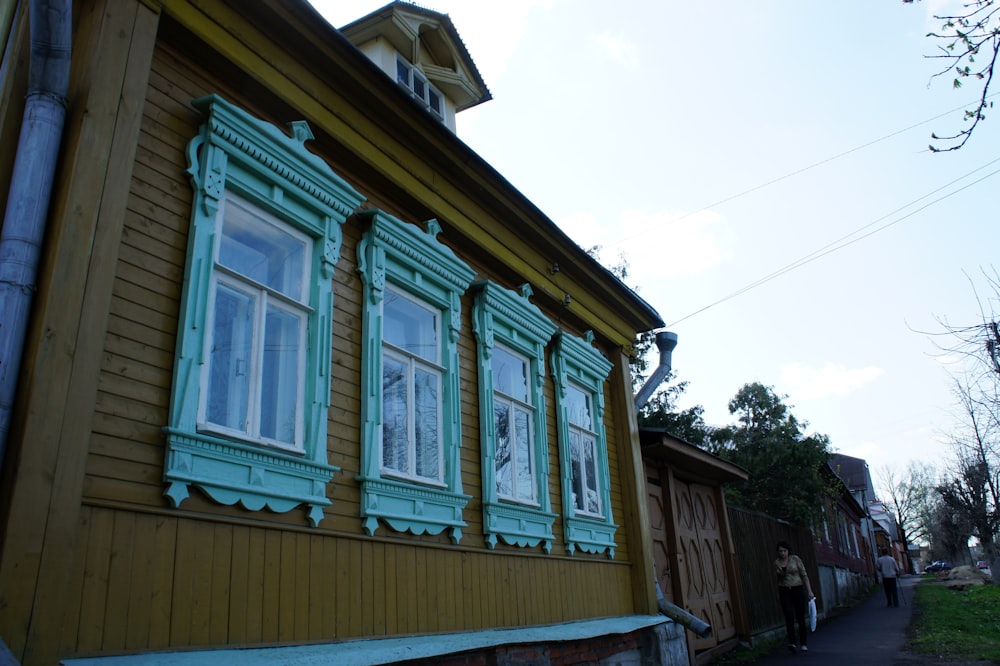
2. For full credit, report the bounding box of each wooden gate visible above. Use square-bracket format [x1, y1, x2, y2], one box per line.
[674, 481, 736, 650]
[642, 433, 748, 657]
[647, 474, 674, 605]
[646, 460, 737, 653]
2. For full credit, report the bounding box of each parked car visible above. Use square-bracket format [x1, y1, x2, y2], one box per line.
[925, 561, 951, 573]
[977, 560, 990, 570]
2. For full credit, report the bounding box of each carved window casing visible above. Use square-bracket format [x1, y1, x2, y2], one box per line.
[472, 281, 557, 552]
[164, 95, 363, 527]
[551, 330, 618, 557]
[356, 211, 475, 543]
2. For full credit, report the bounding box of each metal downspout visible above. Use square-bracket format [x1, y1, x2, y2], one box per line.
[0, 0, 71, 471]
[633, 331, 678, 413]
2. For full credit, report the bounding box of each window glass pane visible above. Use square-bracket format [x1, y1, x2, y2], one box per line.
[382, 355, 408, 472]
[584, 436, 600, 513]
[260, 305, 301, 444]
[428, 88, 442, 115]
[570, 430, 584, 512]
[220, 199, 306, 300]
[513, 407, 532, 501]
[566, 385, 592, 429]
[206, 283, 254, 431]
[492, 346, 528, 402]
[384, 289, 438, 362]
[494, 399, 512, 497]
[414, 367, 439, 479]
[413, 74, 426, 100]
[396, 58, 410, 86]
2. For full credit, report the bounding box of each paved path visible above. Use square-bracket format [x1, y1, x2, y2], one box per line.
[751, 575, 925, 664]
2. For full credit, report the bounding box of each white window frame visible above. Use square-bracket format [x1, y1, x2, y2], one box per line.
[379, 287, 445, 485]
[197, 195, 311, 452]
[566, 382, 603, 518]
[492, 343, 537, 504]
[395, 53, 445, 120]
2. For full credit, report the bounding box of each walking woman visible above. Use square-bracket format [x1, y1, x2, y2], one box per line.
[774, 540, 816, 653]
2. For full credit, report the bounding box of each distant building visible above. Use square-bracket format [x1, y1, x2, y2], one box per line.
[830, 453, 880, 567]
[813, 463, 874, 608]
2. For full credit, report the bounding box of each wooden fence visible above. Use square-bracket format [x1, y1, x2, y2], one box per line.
[726, 506, 818, 637]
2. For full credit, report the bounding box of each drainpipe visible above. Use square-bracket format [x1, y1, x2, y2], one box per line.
[0, 0, 72, 471]
[633, 331, 678, 412]
[654, 567, 712, 638]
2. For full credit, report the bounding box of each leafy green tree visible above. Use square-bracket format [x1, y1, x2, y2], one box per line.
[903, 0, 1000, 151]
[711, 382, 831, 527]
[637, 378, 711, 448]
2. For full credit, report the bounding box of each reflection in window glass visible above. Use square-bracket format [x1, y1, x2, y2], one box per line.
[566, 385, 592, 430]
[207, 283, 253, 431]
[383, 355, 408, 471]
[492, 346, 536, 502]
[260, 305, 301, 444]
[567, 384, 600, 515]
[415, 368, 439, 478]
[381, 290, 442, 483]
[495, 401, 512, 496]
[384, 288, 438, 362]
[492, 346, 528, 402]
[201, 196, 311, 450]
[219, 197, 306, 299]
[513, 408, 532, 501]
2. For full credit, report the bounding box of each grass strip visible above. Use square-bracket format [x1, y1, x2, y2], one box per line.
[907, 581, 1000, 661]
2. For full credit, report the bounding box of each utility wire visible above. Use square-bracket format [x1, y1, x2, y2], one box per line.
[699, 156, 1000, 310]
[604, 94, 1000, 252]
[666, 158, 1000, 328]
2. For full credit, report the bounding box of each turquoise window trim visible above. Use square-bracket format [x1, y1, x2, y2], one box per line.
[551, 330, 618, 558]
[472, 281, 558, 552]
[164, 94, 364, 527]
[357, 210, 475, 543]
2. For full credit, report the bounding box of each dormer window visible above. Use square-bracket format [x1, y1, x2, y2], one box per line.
[340, 3, 491, 133]
[396, 55, 444, 120]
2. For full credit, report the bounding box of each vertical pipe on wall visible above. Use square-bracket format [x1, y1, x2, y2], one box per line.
[0, 0, 71, 471]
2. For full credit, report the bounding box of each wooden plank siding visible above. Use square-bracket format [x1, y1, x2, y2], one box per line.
[0, 2, 658, 662]
[62, 32, 642, 650]
[68, 506, 633, 651]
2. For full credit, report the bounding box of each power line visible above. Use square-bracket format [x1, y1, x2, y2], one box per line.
[666, 157, 1000, 328]
[604, 94, 1000, 252]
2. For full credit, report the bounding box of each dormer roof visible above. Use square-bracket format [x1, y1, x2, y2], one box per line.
[340, 2, 492, 112]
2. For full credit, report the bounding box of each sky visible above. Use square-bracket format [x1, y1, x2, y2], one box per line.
[311, 0, 1000, 485]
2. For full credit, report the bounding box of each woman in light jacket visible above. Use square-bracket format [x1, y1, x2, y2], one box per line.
[774, 540, 815, 653]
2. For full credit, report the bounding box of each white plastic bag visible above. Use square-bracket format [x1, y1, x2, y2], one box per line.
[808, 597, 817, 632]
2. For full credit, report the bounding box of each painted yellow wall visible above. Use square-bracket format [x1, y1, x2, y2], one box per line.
[0, 2, 660, 663]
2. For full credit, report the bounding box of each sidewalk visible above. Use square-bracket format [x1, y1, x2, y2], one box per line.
[750, 575, 921, 664]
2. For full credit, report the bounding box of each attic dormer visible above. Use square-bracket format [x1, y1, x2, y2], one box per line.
[340, 2, 492, 133]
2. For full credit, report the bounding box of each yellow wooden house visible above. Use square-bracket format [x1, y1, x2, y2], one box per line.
[0, 1, 686, 663]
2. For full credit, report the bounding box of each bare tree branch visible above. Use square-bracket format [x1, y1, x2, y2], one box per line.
[905, 0, 1000, 150]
